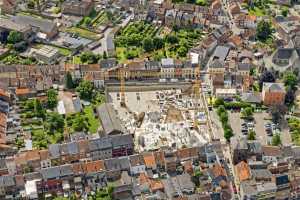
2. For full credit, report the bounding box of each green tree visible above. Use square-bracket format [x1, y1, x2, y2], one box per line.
[285, 86, 295, 106]
[256, 20, 273, 41]
[7, 31, 22, 44]
[65, 71, 74, 89]
[191, 168, 202, 186]
[80, 51, 100, 64]
[177, 46, 188, 57]
[47, 89, 58, 109]
[220, 112, 228, 124]
[103, 51, 108, 59]
[283, 71, 298, 90]
[214, 98, 224, 107]
[45, 112, 65, 133]
[88, 186, 114, 200]
[259, 70, 275, 90]
[76, 80, 94, 100]
[15, 137, 25, 149]
[248, 130, 256, 140]
[165, 34, 179, 44]
[125, 49, 138, 59]
[83, 17, 92, 26]
[281, 7, 288, 17]
[241, 107, 253, 118]
[269, 105, 287, 124]
[217, 105, 226, 116]
[34, 99, 45, 119]
[272, 134, 282, 146]
[153, 37, 164, 50]
[27, 0, 35, 9]
[72, 114, 89, 132]
[224, 127, 233, 142]
[143, 37, 154, 52]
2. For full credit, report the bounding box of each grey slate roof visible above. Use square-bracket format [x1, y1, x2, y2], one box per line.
[145, 61, 161, 70]
[263, 82, 285, 92]
[89, 137, 113, 151]
[212, 46, 230, 61]
[40, 166, 60, 180]
[60, 164, 73, 177]
[111, 134, 133, 147]
[104, 157, 130, 171]
[257, 182, 277, 192]
[0, 159, 7, 169]
[251, 169, 272, 180]
[0, 175, 15, 187]
[210, 59, 225, 69]
[161, 58, 174, 67]
[241, 93, 262, 103]
[275, 48, 294, 59]
[49, 144, 61, 158]
[96, 103, 123, 135]
[237, 63, 251, 71]
[100, 58, 117, 69]
[247, 141, 262, 154]
[11, 15, 56, 34]
[67, 141, 79, 155]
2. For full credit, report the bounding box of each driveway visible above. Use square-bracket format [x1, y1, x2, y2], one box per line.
[253, 113, 270, 145]
[209, 110, 225, 142]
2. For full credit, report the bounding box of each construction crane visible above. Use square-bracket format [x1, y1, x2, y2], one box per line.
[118, 68, 126, 107]
[192, 65, 214, 141]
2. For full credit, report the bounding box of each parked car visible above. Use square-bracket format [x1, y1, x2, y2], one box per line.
[247, 122, 254, 127]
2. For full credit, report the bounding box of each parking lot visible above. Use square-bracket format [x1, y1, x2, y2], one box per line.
[229, 112, 292, 145]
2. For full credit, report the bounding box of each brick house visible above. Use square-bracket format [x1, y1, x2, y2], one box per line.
[62, 0, 93, 16]
[262, 83, 286, 106]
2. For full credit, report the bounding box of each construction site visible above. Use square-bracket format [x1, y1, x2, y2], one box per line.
[106, 82, 213, 152]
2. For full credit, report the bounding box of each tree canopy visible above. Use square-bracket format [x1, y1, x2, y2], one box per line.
[241, 107, 253, 119]
[80, 51, 101, 64]
[7, 31, 22, 44]
[256, 20, 273, 41]
[45, 112, 65, 133]
[47, 89, 58, 109]
[65, 72, 75, 89]
[272, 134, 282, 146]
[283, 71, 298, 90]
[76, 80, 94, 100]
[259, 70, 275, 90]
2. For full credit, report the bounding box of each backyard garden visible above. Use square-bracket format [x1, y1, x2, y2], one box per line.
[78, 8, 123, 33]
[17, 80, 105, 149]
[115, 21, 205, 61]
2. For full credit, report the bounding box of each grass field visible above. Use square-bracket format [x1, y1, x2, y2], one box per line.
[116, 47, 127, 63]
[65, 27, 101, 40]
[248, 7, 265, 16]
[83, 106, 100, 134]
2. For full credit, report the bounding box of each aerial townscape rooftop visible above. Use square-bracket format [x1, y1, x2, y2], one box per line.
[0, 0, 300, 199]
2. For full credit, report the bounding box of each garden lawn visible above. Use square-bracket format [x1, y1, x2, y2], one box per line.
[116, 47, 127, 63]
[55, 46, 72, 56]
[65, 27, 101, 40]
[83, 106, 100, 134]
[248, 7, 265, 16]
[72, 56, 82, 64]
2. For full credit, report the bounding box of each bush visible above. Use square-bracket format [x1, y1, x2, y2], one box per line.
[216, 104, 233, 142]
[224, 102, 251, 109]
